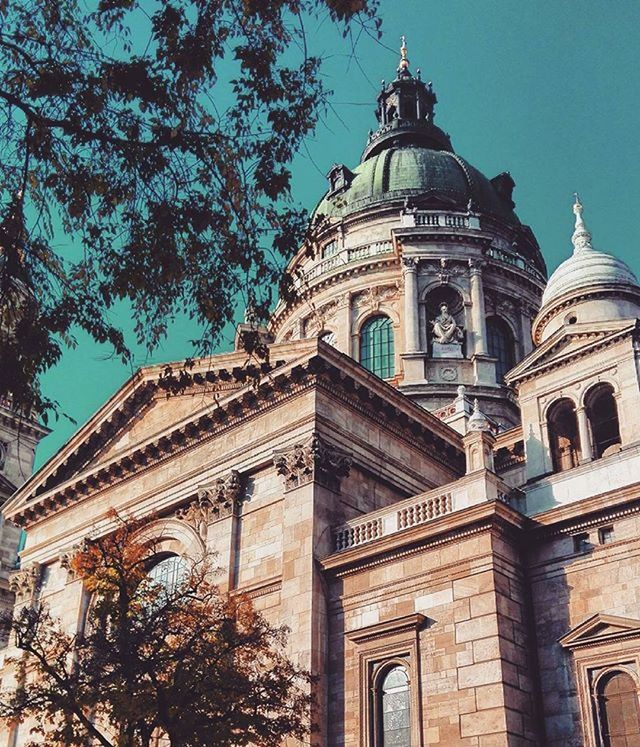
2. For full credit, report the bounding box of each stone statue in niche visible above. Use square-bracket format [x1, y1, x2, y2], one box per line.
[431, 303, 464, 359]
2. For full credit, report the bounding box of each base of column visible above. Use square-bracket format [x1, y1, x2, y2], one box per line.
[401, 352, 427, 384]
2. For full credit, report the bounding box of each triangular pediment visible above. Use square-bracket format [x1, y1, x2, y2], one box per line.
[559, 613, 640, 649]
[3, 345, 306, 517]
[506, 320, 638, 384]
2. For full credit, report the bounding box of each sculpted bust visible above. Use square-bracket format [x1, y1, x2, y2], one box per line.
[431, 303, 462, 344]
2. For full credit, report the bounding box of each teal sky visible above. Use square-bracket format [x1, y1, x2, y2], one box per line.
[35, 0, 640, 467]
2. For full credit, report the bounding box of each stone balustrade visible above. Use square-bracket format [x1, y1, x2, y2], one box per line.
[484, 245, 545, 283]
[333, 470, 513, 553]
[399, 210, 480, 230]
[295, 240, 394, 287]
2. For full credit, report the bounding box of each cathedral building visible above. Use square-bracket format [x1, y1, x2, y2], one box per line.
[3, 41, 640, 746]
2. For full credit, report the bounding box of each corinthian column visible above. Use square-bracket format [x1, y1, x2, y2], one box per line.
[469, 259, 488, 356]
[402, 257, 420, 352]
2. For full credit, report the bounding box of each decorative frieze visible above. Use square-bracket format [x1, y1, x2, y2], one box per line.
[273, 432, 352, 492]
[176, 470, 243, 539]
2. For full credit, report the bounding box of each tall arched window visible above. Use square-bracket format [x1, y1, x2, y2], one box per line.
[585, 384, 621, 459]
[378, 665, 410, 746]
[547, 398, 581, 473]
[597, 670, 640, 746]
[359, 316, 394, 379]
[487, 316, 515, 382]
[147, 554, 188, 596]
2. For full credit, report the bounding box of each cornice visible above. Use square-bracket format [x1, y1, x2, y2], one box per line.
[8, 347, 464, 529]
[527, 480, 640, 540]
[532, 285, 640, 344]
[508, 324, 637, 385]
[271, 256, 400, 335]
[345, 613, 428, 643]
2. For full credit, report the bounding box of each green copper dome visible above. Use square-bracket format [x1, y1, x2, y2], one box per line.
[314, 146, 520, 224]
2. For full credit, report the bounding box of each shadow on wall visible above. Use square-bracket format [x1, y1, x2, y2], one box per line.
[526, 533, 593, 746]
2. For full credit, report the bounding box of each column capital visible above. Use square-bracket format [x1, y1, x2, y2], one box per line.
[273, 432, 352, 492]
[402, 256, 419, 272]
[468, 258, 485, 274]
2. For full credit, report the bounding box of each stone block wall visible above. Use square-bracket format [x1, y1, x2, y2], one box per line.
[528, 506, 640, 745]
[326, 507, 538, 746]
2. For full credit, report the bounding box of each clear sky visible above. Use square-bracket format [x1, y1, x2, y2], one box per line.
[34, 0, 640, 467]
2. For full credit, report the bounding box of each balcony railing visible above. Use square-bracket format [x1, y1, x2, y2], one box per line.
[332, 471, 511, 553]
[400, 211, 480, 230]
[295, 240, 394, 288]
[484, 245, 545, 284]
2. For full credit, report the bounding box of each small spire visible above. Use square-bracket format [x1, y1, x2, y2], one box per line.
[468, 398, 492, 432]
[572, 192, 594, 253]
[397, 35, 411, 76]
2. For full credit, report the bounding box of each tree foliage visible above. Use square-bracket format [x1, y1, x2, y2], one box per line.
[0, 514, 313, 746]
[0, 0, 380, 418]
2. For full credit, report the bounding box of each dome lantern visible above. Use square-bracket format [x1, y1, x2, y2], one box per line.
[364, 36, 452, 160]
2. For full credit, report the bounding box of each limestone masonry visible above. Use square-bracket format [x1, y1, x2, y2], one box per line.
[3, 40, 640, 746]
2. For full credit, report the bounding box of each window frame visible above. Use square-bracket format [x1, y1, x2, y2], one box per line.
[359, 315, 395, 380]
[372, 659, 412, 747]
[346, 613, 425, 747]
[561, 624, 640, 747]
[593, 666, 640, 746]
[486, 315, 516, 383]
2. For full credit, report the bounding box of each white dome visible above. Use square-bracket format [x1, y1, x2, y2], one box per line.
[541, 248, 638, 308]
[541, 198, 639, 310]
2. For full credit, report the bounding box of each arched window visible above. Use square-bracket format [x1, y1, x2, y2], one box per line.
[359, 316, 394, 379]
[147, 554, 188, 596]
[487, 316, 515, 382]
[547, 398, 581, 473]
[585, 384, 621, 459]
[597, 670, 640, 746]
[378, 665, 410, 746]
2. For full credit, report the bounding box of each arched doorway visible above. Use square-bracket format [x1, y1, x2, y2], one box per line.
[585, 383, 621, 459]
[547, 398, 581, 472]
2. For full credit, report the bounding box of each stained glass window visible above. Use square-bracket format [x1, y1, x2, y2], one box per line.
[380, 665, 410, 747]
[487, 316, 515, 382]
[147, 554, 187, 596]
[360, 316, 394, 379]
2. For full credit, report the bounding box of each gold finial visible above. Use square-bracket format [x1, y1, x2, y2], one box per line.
[398, 35, 410, 73]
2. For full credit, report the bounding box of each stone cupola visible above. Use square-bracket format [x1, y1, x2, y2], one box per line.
[533, 196, 640, 344]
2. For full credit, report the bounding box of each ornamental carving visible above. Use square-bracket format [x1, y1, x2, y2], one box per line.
[9, 564, 40, 602]
[177, 470, 243, 539]
[60, 538, 91, 580]
[305, 298, 340, 338]
[273, 432, 352, 492]
[352, 284, 401, 316]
